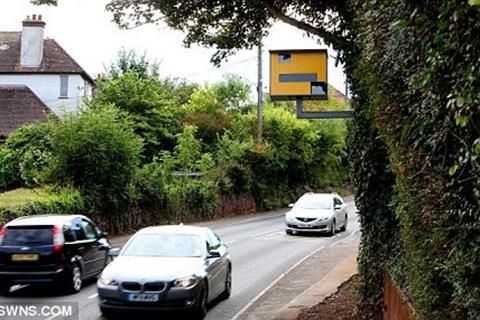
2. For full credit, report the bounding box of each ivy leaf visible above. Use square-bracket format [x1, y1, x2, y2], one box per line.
[455, 115, 468, 127]
[448, 164, 459, 176]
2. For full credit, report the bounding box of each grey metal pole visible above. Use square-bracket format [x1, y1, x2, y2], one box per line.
[257, 38, 263, 142]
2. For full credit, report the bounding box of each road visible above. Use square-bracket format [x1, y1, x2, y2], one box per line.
[0, 200, 359, 320]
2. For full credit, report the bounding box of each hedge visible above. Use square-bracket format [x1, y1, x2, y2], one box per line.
[348, 1, 480, 319]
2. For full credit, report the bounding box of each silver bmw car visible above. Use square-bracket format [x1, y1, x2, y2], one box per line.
[97, 225, 232, 319]
[285, 193, 348, 236]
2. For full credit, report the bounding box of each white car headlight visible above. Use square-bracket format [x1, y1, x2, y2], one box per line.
[99, 277, 119, 286]
[174, 276, 198, 288]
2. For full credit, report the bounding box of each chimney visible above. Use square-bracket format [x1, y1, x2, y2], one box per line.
[20, 14, 46, 68]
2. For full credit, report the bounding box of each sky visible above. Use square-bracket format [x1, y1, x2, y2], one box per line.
[0, 0, 347, 95]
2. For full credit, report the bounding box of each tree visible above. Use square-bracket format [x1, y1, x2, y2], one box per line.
[182, 75, 251, 147]
[106, 48, 160, 80]
[95, 50, 186, 160]
[213, 74, 251, 111]
[32, 0, 350, 64]
[50, 105, 142, 211]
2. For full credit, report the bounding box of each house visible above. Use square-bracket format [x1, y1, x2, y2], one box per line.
[0, 15, 95, 139]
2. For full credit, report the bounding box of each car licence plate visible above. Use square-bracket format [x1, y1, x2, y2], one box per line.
[299, 223, 312, 228]
[11, 254, 39, 261]
[127, 293, 159, 302]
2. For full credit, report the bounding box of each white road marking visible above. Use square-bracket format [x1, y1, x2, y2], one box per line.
[232, 229, 360, 320]
[88, 293, 98, 299]
[251, 229, 283, 238]
[224, 240, 238, 245]
[255, 231, 326, 243]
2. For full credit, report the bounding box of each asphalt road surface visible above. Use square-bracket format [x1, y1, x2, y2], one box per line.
[0, 200, 359, 320]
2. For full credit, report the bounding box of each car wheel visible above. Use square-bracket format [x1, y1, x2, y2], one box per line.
[192, 283, 208, 319]
[0, 282, 10, 295]
[286, 229, 293, 235]
[100, 306, 116, 319]
[328, 220, 336, 236]
[65, 265, 82, 294]
[340, 215, 348, 232]
[220, 268, 232, 300]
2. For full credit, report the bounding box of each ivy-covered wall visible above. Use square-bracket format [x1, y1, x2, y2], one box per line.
[349, 0, 480, 319]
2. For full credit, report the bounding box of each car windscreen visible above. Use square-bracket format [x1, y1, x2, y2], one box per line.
[294, 197, 332, 209]
[2, 227, 53, 246]
[122, 233, 204, 257]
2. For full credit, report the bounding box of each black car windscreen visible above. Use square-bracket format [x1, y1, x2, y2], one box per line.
[3, 227, 53, 246]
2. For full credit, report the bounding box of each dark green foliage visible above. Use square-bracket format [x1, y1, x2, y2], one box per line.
[49, 106, 143, 212]
[347, 74, 397, 319]
[229, 104, 349, 209]
[0, 122, 54, 190]
[104, 0, 348, 65]
[352, 0, 480, 318]
[94, 52, 184, 160]
[182, 74, 251, 148]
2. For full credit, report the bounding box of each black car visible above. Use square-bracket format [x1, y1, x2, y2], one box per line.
[0, 215, 111, 294]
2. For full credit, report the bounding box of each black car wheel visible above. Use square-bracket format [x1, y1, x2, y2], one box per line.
[193, 284, 208, 319]
[220, 268, 232, 300]
[286, 229, 293, 235]
[65, 265, 82, 294]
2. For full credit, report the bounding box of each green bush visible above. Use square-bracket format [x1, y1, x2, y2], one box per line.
[228, 103, 348, 209]
[96, 50, 187, 160]
[133, 156, 173, 209]
[49, 105, 143, 212]
[0, 147, 19, 191]
[0, 187, 84, 224]
[0, 122, 54, 191]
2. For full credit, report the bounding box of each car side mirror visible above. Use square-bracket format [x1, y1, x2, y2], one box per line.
[99, 231, 108, 238]
[207, 250, 221, 259]
[108, 247, 121, 257]
[288, 203, 295, 208]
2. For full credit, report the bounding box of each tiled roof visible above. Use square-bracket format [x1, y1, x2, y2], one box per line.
[0, 32, 94, 84]
[0, 85, 51, 138]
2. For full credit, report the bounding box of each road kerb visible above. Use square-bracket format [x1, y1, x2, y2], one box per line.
[271, 253, 358, 320]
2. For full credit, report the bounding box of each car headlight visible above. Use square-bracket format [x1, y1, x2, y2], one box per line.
[99, 277, 119, 286]
[174, 276, 198, 288]
[320, 216, 330, 221]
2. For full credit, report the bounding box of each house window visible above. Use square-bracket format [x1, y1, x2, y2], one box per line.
[278, 53, 292, 63]
[60, 75, 69, 98]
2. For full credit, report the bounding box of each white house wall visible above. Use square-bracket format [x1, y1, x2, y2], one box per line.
[0, 74, 92, 114]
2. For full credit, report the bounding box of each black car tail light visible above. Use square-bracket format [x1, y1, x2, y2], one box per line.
[0, 226, 6, 245]
[53, 225, 64, 253]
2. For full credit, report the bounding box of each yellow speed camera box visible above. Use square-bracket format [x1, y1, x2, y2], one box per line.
[270, 49, 328, 100]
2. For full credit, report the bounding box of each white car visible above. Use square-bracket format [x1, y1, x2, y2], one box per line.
[285, 193, 348, 236]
